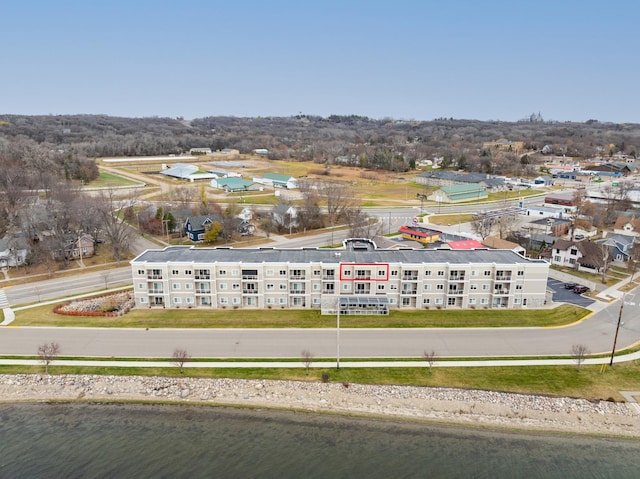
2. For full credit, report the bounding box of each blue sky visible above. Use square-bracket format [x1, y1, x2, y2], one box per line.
[2, 0, 639, 122]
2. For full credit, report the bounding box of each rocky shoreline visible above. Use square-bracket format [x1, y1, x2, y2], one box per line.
[1, 374, 639, 438]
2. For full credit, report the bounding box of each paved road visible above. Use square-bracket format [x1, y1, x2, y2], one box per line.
[1, 289, 637, 358]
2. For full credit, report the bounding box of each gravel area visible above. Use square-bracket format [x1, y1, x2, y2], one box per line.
[1, 374, 639, 438]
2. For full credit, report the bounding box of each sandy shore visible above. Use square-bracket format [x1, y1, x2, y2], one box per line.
[1, 374, 639, 438]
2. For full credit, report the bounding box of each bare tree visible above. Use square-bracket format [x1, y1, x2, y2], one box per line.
[470, 215, 495, 240]
[571, 344, 589, 371]
[496, 214, 518, 240]
[94, 189, 136, 264]
[172, 348, 192, 373]
[423, 350, 437, 373]
[301, 349, 314, 376]
[345, 207, 381, 240]
[37, 342, 61, 374]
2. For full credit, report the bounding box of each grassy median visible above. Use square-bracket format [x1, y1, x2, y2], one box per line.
[13, 304, 589, 328]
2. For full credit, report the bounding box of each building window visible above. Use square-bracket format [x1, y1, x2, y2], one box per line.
[172, 283, 180, 290]
[425, 270, 432, 276]
[471, 270, 478, 277]
[436, 284, 444, 290]
[279, 298, 286, 304]
[219, 270, 226, 276]
[279, 284, 287, 290]
[266, 284, 274, 290]
[402, 297, 411, 306]
[313, 270, 321, 276]
[515, 284, 523, 290]
[220, 297, 228, 304]
[313, 284, 320, 290]
[378, 270, 386, 276]
[171, 269, 179, 275]
[313, 298, 321, 304]
[219, 284, 227, 290]
[470, 284, 478, 290]
[343, 284, 351, 290]
[137, 269, 144, 275]
[514, 298, 520, 304]
[424, 284, 431, 291]
[389, 284, 398, 290]
[344, 270, 351, 276]
[185, 284, 192, 290]
[482, 284, 489, 291]
[391, 271, 398, 276]
[266, 298, 275, 304]
[517, 271, 524, 276]
[232, 297, 240, 305]
[173, 297, 182, 304]
[448, 298, 456, 305]
[554, 255, 561, 262]
[570, 249, 578, 256]
[138, 283, 145, 289]
[484, 270, 491, 276]
[279, 270, 286, 275]
[186, 297, 194, 304]
[185, 270, 192, 275]
[378, 284, 385, 290]
[437, 271, 444, 276]
[435, 298, 443, 305]
[231, 269, 239, 276]
[139, 297, 147, 304]
[469, 298, 476, 305]
[232, 284, 240, 290]
[423, 298, 431, 305]
[481, 298, 488, 305]
[389, 298, 397, 304]
[266, 269, 274, 276]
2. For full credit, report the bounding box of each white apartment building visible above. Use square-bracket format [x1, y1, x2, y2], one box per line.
[130, 241, 549, 314]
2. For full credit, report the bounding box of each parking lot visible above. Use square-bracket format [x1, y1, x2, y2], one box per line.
[547, 278, 596, 307]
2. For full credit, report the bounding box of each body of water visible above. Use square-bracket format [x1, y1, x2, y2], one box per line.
[1, 403, 639, 478]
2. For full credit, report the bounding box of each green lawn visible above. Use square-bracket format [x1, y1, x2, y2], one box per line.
[2, 361, 638, 401]
[88, 172, 142, 188]
[13, 303, 589, 328]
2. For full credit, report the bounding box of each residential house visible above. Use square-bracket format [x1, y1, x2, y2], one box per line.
[46, 233, 95, 262]
[184, 214, 223, 242]
[613, 216, 640, 237]
[547, 239, 604, 273]
[271, 204, 298, 232]
[0, 234, 29, 268]
[482, 236, 527, 256]
[598, 233, 637, 263]
[533, 176, 554, 187]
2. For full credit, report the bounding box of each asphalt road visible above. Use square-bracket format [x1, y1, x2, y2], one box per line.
[1, 290, 638, 358]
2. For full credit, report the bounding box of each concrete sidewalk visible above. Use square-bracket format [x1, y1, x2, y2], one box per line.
[4, 349, 639, 369]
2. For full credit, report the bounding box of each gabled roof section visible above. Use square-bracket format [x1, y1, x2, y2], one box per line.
[614, 216, 640, 232]
[264, 173, 294, 182]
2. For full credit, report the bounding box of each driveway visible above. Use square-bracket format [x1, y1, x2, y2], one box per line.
[547, 278, 596, 308]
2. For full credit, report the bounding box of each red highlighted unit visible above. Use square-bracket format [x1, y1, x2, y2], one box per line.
[339, 263, 390, 281]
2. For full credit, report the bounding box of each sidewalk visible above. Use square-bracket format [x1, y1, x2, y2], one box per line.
[3, 349, 640, 369]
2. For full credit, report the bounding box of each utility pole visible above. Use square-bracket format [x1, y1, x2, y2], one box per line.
[416, 193, 427, 215]
[609, 293, 626, 366]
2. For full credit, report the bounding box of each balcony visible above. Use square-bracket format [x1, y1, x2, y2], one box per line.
[322, 275, 336, 281]
[495, 275, 512, 281]
[494, 289, 510, 295]
[147, 274, 163, 280]
[196, 288, 211, 294]
[242, 289, 259, 295]
[148, 289, 164, 294]
[242, 275, 258, 280]
[402, 275, 418, 281]
[290, 289, 306, 295]
[289, 275, 306, 280]
[195, 275, 210, 280]
[401, 289, 418, 295]
[449, 275, 466, 281]
[447, 290, 464, 295]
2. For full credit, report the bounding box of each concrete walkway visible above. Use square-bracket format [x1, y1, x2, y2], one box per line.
[4, 349, 639, 369]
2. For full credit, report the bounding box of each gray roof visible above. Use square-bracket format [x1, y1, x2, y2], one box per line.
[132, 245, 546, 266]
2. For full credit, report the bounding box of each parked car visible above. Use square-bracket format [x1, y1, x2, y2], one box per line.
[564, 282, 577, 289]
[573, 285, 589, 294]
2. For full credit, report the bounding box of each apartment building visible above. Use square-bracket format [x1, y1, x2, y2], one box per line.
[131, 241, 549, 314]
